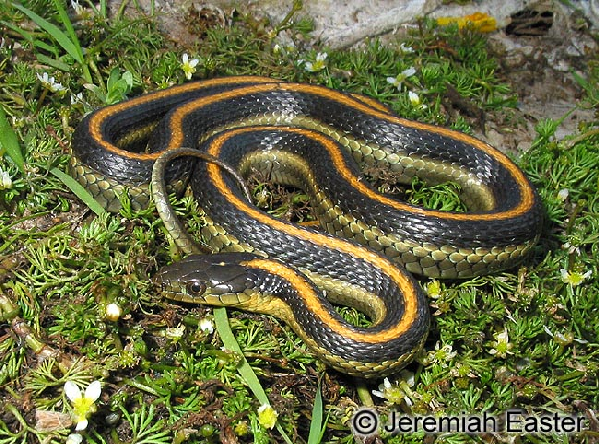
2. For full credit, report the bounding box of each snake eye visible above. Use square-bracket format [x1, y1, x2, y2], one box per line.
[186, 281, 206, 296]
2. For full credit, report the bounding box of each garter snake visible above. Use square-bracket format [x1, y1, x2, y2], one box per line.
[71, 76, 543, 377]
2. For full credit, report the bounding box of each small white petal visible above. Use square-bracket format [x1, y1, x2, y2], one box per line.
[199, 318, 214, 333]
[84, 381, 102, 401]
[399, 43, 414, 53]
[75, 419, 88, 431]
[557, 188, 569, 201]
[408, 91, 420, 106]
[401, 67, 416, 77]
[66, 433, 84, 444]
[105, 303, 122, 321]
[64, 381, 82, 401]
[371, 389, 385, 398]
[0, 170, 12, 189]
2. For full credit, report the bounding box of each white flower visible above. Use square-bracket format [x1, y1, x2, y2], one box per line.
[70, 0, 84, 15]
[372, 371, 415, 406]
[488, 330, 513, 358]
[0, 168, 12, 190]
[257, 404, 278, 429]
[71, 93, 84, 106]
[37, 72, 66, 93]
[163, 325, 186, 339]
[562, 242, 580, 256]
[408, 91, 424, 108]
[387, 67, 416, 89]
[64, 380, 102, 431]
[399, 43, 414, 54]
[180, 53, 199, 80]
[424, 342, 457, 367]
[66, 433, 84, 444]
[544, 326, 589, 346]
[304, 52, 328, 72]
[105, 303, 122, 321]
[557, 188, 569, 201]
[560, 268, 592, 286]
[543, 326, 574, 346]
[199, 318, 214, 334]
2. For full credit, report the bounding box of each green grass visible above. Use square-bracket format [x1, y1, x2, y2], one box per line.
[0, 2, 598, 444]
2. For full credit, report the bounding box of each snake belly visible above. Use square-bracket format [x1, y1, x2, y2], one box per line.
[71, 77, 543, 377]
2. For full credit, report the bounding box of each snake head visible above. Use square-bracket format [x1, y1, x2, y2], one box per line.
[154, 252, 258, 304]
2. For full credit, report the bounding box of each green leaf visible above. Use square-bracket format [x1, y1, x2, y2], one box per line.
[12, 2, 84, 65]
[49, 167, 106, 216]
[307, 380, 328, 444]
[35, 52, 73, 72]
[213, 307, 293, 444]
[0, 106, 25, 172]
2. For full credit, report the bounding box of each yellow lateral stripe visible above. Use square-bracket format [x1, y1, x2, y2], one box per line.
[204, 135, 420, 343]
[89, 79, 535, 221]
[276, 83, 537, 218]
[203, 123, 533, 223]
[87, 77, 275, 159]
[241, 257, 415, 344]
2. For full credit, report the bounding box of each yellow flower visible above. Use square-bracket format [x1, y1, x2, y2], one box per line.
[426, 280, 442, 299]
[64, 380, 102, 431]
[257, 404, 278, 429]
[436, 12, 497, 33]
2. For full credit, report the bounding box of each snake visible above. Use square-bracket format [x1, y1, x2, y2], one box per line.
[71, 76, 543, 377]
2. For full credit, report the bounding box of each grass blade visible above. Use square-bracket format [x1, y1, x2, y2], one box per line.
[12, 3, 84, 65]
[213, 307, 293, 444]
[307, 379, 327, 444]
[51, 0, 81, 53]
[0, 106, 25, 172]
[49, 167, 106, 215]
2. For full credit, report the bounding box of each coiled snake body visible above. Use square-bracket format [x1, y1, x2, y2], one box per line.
[72, 76, 542, 377]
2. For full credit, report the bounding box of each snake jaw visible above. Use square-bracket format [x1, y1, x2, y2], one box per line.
[154, 253, 259, 303]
